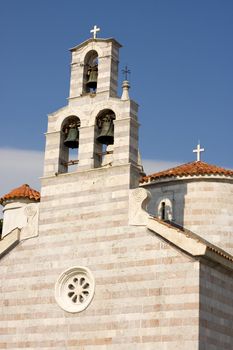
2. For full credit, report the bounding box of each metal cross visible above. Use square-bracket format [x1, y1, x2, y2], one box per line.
[122, 65, 131, 81]
[193, 142, 205, 161]
[90, 25, 100, 39]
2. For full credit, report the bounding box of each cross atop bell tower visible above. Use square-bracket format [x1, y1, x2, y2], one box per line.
[90, 25, 100, 39]
[69, 30, 122, 99]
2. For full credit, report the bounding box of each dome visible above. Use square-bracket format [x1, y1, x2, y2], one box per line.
[0, 184, 40, 205]
[141, 161, 233, 183]
[141, 161, 233, 255]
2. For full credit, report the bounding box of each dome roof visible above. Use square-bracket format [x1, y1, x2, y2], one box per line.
[141, 161, 233, 184]
[0, 184, 40, 205]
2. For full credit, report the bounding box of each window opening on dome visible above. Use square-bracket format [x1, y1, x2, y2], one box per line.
[157, 198, 173, 222]
[0, 219, 3, 239]
[161, 201, 166, 220]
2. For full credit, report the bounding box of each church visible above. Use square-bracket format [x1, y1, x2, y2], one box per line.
[0, 27, 233, 349]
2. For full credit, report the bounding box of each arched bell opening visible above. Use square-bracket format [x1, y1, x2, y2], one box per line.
[83, 50, 98, 94]
[59, 116, 81, 173]
[94, 109, 116, 168]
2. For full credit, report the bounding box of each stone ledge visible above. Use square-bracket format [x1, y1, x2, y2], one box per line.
[0, 228, 20, 259]
[147, 217, 233, 272]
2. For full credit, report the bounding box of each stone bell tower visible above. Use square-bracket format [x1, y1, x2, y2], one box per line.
[40, 27, 141, 233]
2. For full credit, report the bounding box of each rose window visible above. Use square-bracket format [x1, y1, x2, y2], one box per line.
[67, 276, 90, 304]
[55, 266, 95, 313]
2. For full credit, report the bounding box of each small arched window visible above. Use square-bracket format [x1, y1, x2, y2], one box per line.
[157, 198, 173, 222]
[83, 50, 98, 94]
[59, 116, 81, 173]
[94, 109, 115, 168]
[161, 201, 166, 220]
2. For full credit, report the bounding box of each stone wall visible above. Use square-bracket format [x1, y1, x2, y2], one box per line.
[199, 262, 233, 350]
[144, 178, 233, 255]
[0, 165, 201, 349]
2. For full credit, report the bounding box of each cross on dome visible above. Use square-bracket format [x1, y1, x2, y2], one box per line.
[193, 142, 205, 162]
[90, 25, 100, 39]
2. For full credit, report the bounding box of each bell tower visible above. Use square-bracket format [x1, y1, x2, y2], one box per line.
[42, 27, 140, 176]
[40, 27, 141, 228]
[69, 34, 120, 98]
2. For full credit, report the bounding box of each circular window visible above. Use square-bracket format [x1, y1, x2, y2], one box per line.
[55, 266, 95, 313]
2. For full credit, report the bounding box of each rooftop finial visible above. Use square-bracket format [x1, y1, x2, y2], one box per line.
[193, 141, 205, 162]
[90, 25, 100, 39]
[122, 65, 131, 81]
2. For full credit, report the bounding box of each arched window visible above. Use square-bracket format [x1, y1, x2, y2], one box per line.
[59, 116, 80, 173]
[157, 198, 173, 221]
[161, 201, 166, 220]
[83, 50, 98, 94]
[94, 109, 115, 168]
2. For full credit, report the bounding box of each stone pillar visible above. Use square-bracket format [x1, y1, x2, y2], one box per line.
[43, 131, 62, 176]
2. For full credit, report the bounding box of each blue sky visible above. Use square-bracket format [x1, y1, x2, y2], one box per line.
[0, 0, 233, 194]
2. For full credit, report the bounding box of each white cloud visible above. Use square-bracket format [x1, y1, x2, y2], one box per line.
[142, 159, 181, 175]
[0, 148, 44, 195]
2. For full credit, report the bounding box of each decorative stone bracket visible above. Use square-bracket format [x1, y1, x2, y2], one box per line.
[0, 203, 39, 259]
[2, 203, 39, 240]
[129, 187, 151, 226]
[20, 203, 39, 240]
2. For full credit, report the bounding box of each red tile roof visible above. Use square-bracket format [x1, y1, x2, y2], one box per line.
[141, 161, 233, 183]
[0, 184, 40, 204]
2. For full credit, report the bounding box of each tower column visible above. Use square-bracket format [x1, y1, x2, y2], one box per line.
[69, 62, 83, 99]
[113, 117, 139, 166]
[77, 125, 96, 170]
[43, 131, 65, 176]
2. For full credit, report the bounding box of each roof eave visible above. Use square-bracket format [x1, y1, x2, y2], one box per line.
[147, 217, 233, 271]
[70, 37, 122, 52]
[141, 174, 233, 186]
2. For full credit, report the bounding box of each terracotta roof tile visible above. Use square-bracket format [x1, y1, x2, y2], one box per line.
[141, 161, 233, 183]
[0, 184, 40, 204]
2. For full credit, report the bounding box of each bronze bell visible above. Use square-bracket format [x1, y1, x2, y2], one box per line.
[64, 127, 79, 149]
[97, 116, 114, 145]
[86, 65, 98, 89]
